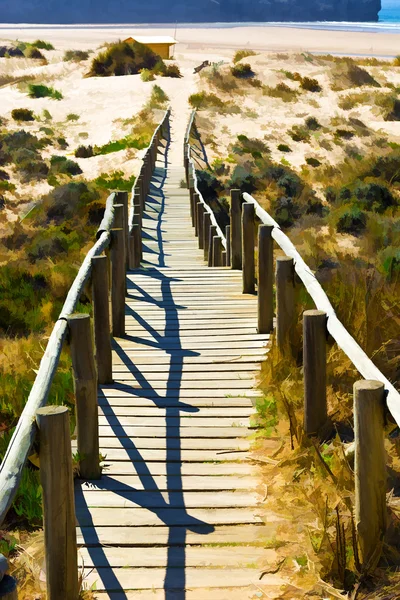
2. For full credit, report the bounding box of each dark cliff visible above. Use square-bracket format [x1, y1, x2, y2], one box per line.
[0, 0, 382, 24]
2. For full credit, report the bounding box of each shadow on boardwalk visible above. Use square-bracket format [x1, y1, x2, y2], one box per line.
[75, 124, 215, 599]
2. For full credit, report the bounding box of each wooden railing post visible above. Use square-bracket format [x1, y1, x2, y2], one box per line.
[276, 256, 295, 353]
[354, 380, 386, 571]
[91, 256, 112, 385]
[197, 203, 205, 250]
[129, 224, 141, 269]
[113, 203, 124, 229]
[137, 176, 145, 213]
[303, 310, 327, 436]
[230, 189, 242, 270]
[110, 228, 125, 337]
[193, 193, 200, 237]
[189, 174, 195, 227]
[213, 236, 223, 267]
[208, 225, 217, 267]
[258, 224, 274, 333]
[242, 203, 255, 294]
[67, 313, 100, 480]
[134, 189, 142, 229]
[115, 191, 129, 267]
[226, 225, 231, 267]
[203, 212, 211, 262]
[222, 250, 227, 266]
[36, 406, 79, 600]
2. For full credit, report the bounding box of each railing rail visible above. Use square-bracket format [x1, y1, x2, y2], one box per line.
[0, 109, 170, 528]
[243, 191, 400, 425]
[184, 110, 226, 251]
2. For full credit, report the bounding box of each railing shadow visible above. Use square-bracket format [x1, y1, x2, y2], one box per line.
[75, 123, 215, 599]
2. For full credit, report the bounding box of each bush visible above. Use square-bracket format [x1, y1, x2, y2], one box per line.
[335, 129, 354, 139]
[278, 144, 292, 153]
[231, 63, 254, 78]
[28, 84, 63, 100]
[306, 157, 322, 168]
[74, 145, 94, 158]
[66, 113, 79, 121]
[271, 195, 302, 228]
[305, 116, 321, 130]
[233, 49, 256, 64]
[264, 82, 298, 103]
[94, 171, 136, 191]
[31, 40, 54, 50]
[300, 77, 321, 92]
[87, 40, 160, 77]
[233, 134, 269, 159]
[11, 108, 35, 122]
[148, 85, 169, 108]
[336, 206, 367, 234]
[384, 98, 400, 121]
[64, 49, 89, 62]
[141, 69, 155, 82]
[189, 92, 224, 110]
[50, 155, 82, 176]
[288, 125, 310, 143]
[352, 182, 397, 213]
[331, 60, 380, 90]
[24, 46, 45, 60]
[164, 63, 182, 78]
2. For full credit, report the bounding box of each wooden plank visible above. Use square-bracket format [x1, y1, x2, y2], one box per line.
[78, 545, 269, 568]
[107, 372, 257, 382]
[99, 462, 257, 477]
[99, 388, 261, 398]
[76, 436, 251, 449]
[97, 397, 255, 408]
[82, 567, 284, 591]
[98, 407, 254, 417]
[91, 447, 250, 462]
[75, 507, 264, 527]
[78, 490, 260, 509]
[111, 362, 261, 372]
[97, 425, 251, 438]
[76, 523, 274, 547]
[89, 588, 282, 600]
[78, 474, 255, 491]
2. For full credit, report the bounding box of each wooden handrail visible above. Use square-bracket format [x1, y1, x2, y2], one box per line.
[0, 109, 170, 527]
[243, 191, 400, 425]
[185, 111, 226, 249]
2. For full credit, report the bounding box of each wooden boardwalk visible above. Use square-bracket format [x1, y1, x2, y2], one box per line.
[75, 123, 282, 599]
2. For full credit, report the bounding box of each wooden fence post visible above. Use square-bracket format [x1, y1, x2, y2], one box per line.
[67, 313, 100, 480]
[354, 380, 386, 571]
[213, 236, 223, 267]
[226, 225, 231, 267]
[113, 203, 124, 229]
[36, 406, 79, 600]
[91, 256, 112, 385]
[129, 224, 141, 269]
[276, 256, 295, 354]
[110, 228, 125, 337]
[222, 250, 227, 266]
[230, 189, 242, 270]
[193, 193, 200, 236]
[303, 310, 327, 436]
[257, 224, 274, 333]
[115, 191, 129, 267]
[197, 203, 204, 249]
[208, 225, 217, 268]
[189, 175, 195, 227]
[203, 212, 211, 262]
[242, 203, 255, 294]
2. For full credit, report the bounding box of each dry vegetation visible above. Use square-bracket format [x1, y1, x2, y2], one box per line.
[192, 49, 400, 598]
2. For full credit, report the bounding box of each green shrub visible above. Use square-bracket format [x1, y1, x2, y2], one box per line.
[11, 108, 35, 122]
[271, 195, 303, 228]
[141, 69, 155, 82]
[384, 97, 400, 121]
[164, 63, 181, 78]
[233, 49, 257, 64]
[306, 157, 322, 167]
[394, 55, 400, 66]
[31, 40, 54, 50]
[331, 60, 380, 90]
[94, 171, 136, 191]
[233, 134, 269, 159]
[148, 85, 169, 108]
[336, 205, 367, 234]
[278, 144, 292, 153]
[378, 246, 400, 280]
[28, 84, 63, 100]
[335, 129, 354, 139]
[264, 82, 298, 103]
[301, 77, 321, 92]
[231, 63, 254, 78]
[288, 125, 310, 143]
[66, 113, 79, 121]
[87, 40, 160, 77]
[64, 49, 89, 62]
[189, 92, 224, 110]
[50, 155, 82, 176]
[24, 46, 45, 60]
[74, 145, 94, 158]
[305, 116, 321, 130]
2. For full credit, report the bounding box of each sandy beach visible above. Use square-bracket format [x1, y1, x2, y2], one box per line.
[0, 24, 400, 57]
